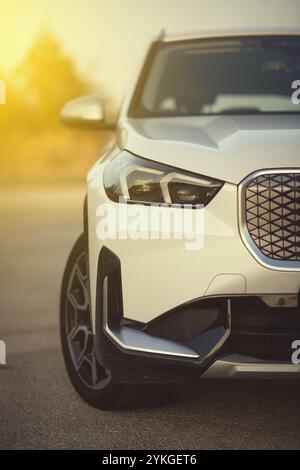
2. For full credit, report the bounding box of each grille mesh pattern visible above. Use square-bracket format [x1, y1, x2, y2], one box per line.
[244, 172, 300, 261]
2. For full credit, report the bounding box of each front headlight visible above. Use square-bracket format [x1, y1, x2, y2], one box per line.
[104, 151, 224, 206]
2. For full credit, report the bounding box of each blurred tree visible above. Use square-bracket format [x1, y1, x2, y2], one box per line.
[14, 29, 91, 129]
[0, 29, 113, 184]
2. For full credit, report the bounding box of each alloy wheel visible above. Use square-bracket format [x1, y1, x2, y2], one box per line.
[64, 251, 111, 390]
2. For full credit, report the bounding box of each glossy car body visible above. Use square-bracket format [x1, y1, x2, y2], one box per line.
[64, 29, 300, 387]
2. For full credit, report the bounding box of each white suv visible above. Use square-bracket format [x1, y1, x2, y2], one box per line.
[60, 30, 300, 409]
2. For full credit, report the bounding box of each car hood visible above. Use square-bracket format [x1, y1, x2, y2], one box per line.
[120, 115, 300, 184]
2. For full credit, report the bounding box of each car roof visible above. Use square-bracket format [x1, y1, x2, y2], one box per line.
[160, 28, 300, 43]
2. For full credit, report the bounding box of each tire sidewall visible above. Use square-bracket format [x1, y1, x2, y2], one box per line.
[60, 234, 123, 409]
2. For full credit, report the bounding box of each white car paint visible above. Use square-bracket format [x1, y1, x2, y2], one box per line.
[85, 30, 300, 377]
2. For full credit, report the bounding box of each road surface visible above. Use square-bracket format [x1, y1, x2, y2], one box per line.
[0, 186, 299, 450]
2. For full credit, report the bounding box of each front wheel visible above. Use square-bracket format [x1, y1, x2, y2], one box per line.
[60, 234, 168, 410]
[60, 234, 130, 409]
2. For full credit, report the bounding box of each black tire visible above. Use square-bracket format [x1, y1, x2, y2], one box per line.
[60, 234, 170, 410]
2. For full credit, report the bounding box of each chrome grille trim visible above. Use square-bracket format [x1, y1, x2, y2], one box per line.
[238, 169, 300, 271]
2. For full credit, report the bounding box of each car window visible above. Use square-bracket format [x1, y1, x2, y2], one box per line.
[130, 35, 300, 117]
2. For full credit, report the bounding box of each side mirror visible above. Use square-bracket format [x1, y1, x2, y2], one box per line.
[61, 95, 115, 130]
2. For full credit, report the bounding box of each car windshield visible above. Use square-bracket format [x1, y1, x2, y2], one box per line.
[129, 35, 300, 117]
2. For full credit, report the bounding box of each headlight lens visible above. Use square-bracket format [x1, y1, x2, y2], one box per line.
[104, 151, 224, 206]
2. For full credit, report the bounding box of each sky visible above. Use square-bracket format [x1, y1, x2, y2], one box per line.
[0, 0, 300, 106]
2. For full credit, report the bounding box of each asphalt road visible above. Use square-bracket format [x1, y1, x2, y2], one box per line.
[0, 186, 299, 450]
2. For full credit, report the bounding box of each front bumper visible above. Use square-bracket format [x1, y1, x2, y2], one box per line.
[94, 246, 300, 382]
[95, 311, 300, 383]
[203, 354, 300, 379]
